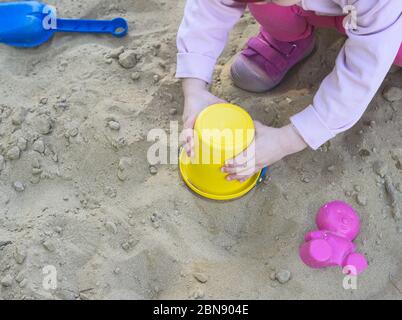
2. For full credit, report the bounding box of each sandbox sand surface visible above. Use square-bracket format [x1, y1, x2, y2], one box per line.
[0, 0, 401, 300]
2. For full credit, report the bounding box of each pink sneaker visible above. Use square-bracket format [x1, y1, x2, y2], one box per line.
[231, 31, 315, 92]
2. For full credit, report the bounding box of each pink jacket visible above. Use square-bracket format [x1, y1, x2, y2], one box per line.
[176, 0, 402, 149]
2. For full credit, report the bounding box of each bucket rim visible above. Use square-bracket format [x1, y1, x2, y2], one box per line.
[179, 148, 262, 201]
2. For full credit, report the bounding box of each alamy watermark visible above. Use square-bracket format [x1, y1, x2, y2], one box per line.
[42, 5, 57, 30]
[147, 121, 256, 175]
[342, 265, 358, 290]
[40, 3, 358, 32]
[42, 265, 58, 291]
[343, 5, 358, 31]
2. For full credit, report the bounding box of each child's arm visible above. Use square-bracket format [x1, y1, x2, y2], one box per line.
[181, 78, 226, 157]
[290, 0, 402, 150]
[177, 0, 246, 155]
[224, 0, 401, 181]
[176, 0, 246, 83]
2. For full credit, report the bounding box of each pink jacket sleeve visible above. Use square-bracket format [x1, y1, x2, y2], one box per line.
[291, 0, 402, 149]
[176, 0, 246, 84]
[176, 0, 401, 150]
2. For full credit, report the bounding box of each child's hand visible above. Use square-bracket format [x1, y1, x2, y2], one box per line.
[222, 121, 307, 182]
[181, 78, 225, 157]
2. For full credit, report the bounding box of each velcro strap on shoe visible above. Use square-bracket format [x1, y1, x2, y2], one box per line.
[246, 37, 288, 70]
[260, 32, 298, 57]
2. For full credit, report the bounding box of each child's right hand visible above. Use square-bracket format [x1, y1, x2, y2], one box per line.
[181, 78, 225, 157]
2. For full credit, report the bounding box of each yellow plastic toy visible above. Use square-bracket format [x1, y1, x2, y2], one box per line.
[179, 103, 267, 201]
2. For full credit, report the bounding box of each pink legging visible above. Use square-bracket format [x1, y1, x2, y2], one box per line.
[248, 3, 402, 66]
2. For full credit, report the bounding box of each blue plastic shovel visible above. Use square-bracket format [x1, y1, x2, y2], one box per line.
[0, 1, 128, 48]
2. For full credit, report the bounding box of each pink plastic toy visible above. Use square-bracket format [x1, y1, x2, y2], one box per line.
[299, 200, 368, 275]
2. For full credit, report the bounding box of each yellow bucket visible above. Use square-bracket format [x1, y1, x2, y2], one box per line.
[179, 103, 264, 201]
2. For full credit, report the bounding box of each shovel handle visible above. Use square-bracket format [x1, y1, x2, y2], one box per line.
[56, 17, 128, 38]
[257, 167, 269, 185]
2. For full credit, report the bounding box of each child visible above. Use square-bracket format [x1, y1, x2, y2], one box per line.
[176, 0, 402, 182]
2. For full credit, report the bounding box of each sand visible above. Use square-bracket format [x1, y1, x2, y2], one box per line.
[0, 0, 401, 300]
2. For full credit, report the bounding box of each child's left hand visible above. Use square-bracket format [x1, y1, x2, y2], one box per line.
[222, 121, 308, 182]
